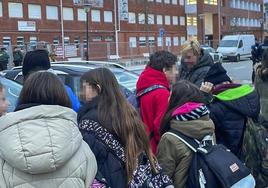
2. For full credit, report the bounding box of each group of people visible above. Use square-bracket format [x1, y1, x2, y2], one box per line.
[0, 38, 266, 188]
[0, 47, 23, 71]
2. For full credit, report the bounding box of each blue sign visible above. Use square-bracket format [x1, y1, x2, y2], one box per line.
[159, 28, 165, 38]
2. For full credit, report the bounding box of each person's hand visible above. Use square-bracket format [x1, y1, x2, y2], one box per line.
[200, 82, 214, 93]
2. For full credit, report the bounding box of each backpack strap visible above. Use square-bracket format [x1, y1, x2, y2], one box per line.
[165, 129, 199, 153]
[136, 85, 167, 98]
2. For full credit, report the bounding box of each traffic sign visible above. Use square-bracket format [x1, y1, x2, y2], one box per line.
[159, 28, 165, 38]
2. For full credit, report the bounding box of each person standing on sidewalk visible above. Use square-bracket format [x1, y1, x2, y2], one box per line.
[13, 47, 23, 67]
[0, 48, 10, 71]
[136, 51, 178, 154]
[179, 40, 214, 87]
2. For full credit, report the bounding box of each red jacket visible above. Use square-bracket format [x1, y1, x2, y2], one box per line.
[136, 66, 170, 154]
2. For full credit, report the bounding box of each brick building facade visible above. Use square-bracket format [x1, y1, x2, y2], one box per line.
[0, 0, 186, 60]
[186, 0, 264, 47]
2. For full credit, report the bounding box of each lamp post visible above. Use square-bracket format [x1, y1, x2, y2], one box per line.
[199, 14, 205, 44]
[74, 0, 95, 61]
[260, 18, 264, 42]
[84, 6, 90, 61]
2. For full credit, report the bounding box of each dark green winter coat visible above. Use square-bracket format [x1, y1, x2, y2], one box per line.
[157, 116, 215, 188]
[0, 50, 9, 63]
[242, 72, 268, 188]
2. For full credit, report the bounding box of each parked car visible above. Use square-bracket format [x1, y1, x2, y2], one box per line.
[201, 45, 223, 63]
[217, 34, 255, 62]
[3, 62, 138, 99]
[0, 76, 22, 112]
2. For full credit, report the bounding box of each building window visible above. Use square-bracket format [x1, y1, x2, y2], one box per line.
[148, 14, 154, 24]
[3, 37, 11, 46]
[92, 36, 102, 42]
[105, 36, 114, 42]
[74, 37, 80, 48]
[179, 0, 184, 5]
[129, 37, 137, 48]
[204, 0, 217, 5]
[8, 3, 23, 18]
[139, 37, 146, 47]
[91, 10, 101, 22]
[180, 16, 185, 25]
[148, 37, 155, 46]
[78, 9, 86, 21]
[173, 37, 179, 46]
[156, 0, 162, 2]
[222, 16, 226, 26]
[28, 4, 41, 19]
[128, 12, 136, 24]
[46, 6, 58, 20]
[83, 38, 87, 48]
[0, 2, 3, 17]
[63, 7, 74, 20]
[138, 13, 145, 24]
[157, 37, 163, 47]
[53, 37, 59, 45]
[164, 0, 170, 3]
[17, 36, 24, 46]
[165, 15, 171, 25]
[29, 36, 37, 46]
[172, 0, 177, 5]
[173, 16, 178, 25]
[104, 11, 113, 23]
[187, 16, 196, 26]
[166, 37, 171, 46]
[64, 37, 70, 44]
[157, 15, 163, 25]
[181, 37, 186, 44]
[187, 0, 197, 5]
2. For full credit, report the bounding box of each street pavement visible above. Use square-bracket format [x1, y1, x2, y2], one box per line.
[127, 58, 254, 85]
[222, 58, 253, 85]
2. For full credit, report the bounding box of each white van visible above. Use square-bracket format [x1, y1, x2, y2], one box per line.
[217, 34, 255, 62]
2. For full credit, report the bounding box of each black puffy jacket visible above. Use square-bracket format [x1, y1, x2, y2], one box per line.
[77, 97, 127, 188]
[208, 84, 260, 157]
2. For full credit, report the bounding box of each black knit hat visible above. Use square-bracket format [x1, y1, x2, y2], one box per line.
[22, 49, 51, 77]
[204, 63, 231, 85]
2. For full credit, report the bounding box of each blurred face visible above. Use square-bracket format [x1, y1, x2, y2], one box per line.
[0, 89, 9, 116]
[81, 81, 98, 102]
[164, 64, 178, 84]
[182, 51, 198, 68]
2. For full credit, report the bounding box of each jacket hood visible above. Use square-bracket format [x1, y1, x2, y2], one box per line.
[172, 102, 204, 116]
[136, 66, 170, 93]
[170, 116, 214, 140]
[0, 105, 82, 175]
[215, 85, 260, 117]
[194, 52, 214, 70]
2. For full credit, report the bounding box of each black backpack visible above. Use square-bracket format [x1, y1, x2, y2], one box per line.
[167, 129, 255, 188]
[127, 84, 167, 114]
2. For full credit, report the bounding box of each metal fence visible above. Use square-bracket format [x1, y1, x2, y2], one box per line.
[1, 40, 191, 67]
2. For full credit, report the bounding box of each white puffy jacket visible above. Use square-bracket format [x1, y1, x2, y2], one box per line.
[0, 105, 97, 188]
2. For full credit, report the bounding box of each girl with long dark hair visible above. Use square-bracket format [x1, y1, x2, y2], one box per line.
[157, 80, 215, 188]
[78, 68, 172, 187]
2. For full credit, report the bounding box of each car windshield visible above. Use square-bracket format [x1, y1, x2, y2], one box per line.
[219, 40, 238, 47]
[0, 77, 22, 112]
[112, 71, 138, 92]
[70, 70, 138, 100]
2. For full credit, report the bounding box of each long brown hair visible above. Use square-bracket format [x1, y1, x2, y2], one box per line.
[258, 48, 268, 81]
[18, 71, 72, 108]
[80, 68, 157, 182]
[160, 80, 206, 135]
